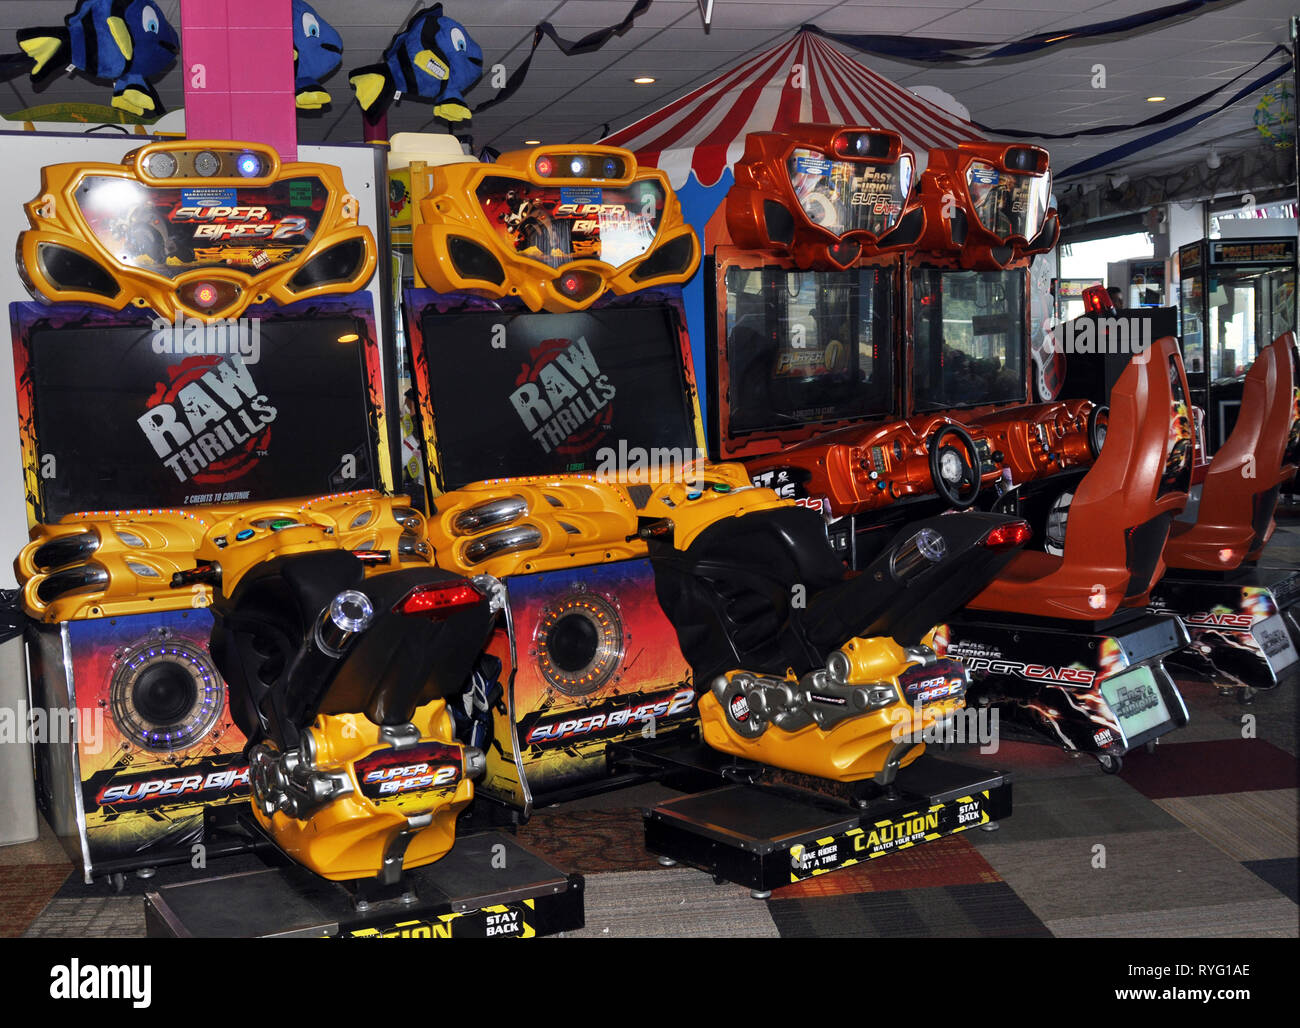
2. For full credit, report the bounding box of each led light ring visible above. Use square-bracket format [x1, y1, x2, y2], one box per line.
[109, 637, 226, 752]
[534, 591, 625, 696]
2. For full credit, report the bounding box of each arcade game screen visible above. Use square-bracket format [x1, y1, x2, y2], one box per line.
[913, 269, 1027, 410]
[722, 265, 894, 434]
[16, 303, 380, 519]
[419, 302, 699, 488]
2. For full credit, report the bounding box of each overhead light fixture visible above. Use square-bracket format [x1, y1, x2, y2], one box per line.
[524, 139, 541, 145]
[1146, 96, 1167, 103]
[1206, 146, 1222, 170]
[337, 333, 359, 343]
[632, 77, 656, 85]
[697, 1, 714, 30]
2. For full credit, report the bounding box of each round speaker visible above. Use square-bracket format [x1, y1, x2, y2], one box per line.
[110, 635, 226, 752]
[534, 591, 625, 696]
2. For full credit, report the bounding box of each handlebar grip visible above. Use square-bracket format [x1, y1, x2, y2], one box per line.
[170, 562, 223, 589]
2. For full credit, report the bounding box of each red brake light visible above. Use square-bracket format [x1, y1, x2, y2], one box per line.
[396, 579, 482, 617]
[535, 156, 554, 176]
[984, 521, 1032, 551]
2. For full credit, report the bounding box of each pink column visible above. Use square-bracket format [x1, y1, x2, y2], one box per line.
[181, 0, 298, 161]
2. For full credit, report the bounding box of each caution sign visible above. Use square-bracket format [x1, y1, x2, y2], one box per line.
[788, 792, 992, 882]
[345, 900, 537, 939]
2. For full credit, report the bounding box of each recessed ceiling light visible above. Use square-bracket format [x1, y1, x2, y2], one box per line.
[524, 139, 541, 145]
[1146, 96, 1167, 102]
[633, 76, 656, 85]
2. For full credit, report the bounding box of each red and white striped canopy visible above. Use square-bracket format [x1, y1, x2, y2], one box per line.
[602, 31, 989, 189]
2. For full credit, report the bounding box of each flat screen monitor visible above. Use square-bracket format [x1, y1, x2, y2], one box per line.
[13, 299, 381, 520]
[414, 301, 699, 490]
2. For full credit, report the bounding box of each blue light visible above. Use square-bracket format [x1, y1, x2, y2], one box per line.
[237, 152, 262, 178]
[603, 158, 618, 178]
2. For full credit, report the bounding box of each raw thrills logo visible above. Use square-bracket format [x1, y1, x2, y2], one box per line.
[509, 336, 616, 455]
[137, 355, 277, 484]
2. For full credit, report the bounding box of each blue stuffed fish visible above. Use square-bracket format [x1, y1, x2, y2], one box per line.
[16, 0, 178, 117]
[349, 3, 484, 124]
[293, 0, 343, 110]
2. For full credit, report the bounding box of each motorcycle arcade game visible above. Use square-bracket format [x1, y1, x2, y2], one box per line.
[403, 142, 1015, 897]
[712, 134, 1188, 772]
[12, 140, 578, 938]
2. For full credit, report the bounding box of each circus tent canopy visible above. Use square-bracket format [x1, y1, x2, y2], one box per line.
[601, 30, 992, 188]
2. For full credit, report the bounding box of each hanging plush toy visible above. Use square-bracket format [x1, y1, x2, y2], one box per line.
[9, 0, 179, 118]
[293, 0, 343, 110]
[349, 4, 483, 124]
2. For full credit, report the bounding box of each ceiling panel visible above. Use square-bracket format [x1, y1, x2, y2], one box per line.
[0, 0, 1292, 183]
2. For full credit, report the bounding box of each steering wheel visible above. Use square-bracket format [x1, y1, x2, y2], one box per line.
[928, 423, 982, 508]
[1087, 404, 1109, 459]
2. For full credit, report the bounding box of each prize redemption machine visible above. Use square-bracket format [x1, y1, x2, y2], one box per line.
[12, 141, 583, 939]
[404, 143, 1025, 896]
[718, 136, 1188, 771]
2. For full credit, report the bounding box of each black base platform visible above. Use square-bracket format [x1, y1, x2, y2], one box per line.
[143, 832, 583, 938]
[613, 740, 1011, 895]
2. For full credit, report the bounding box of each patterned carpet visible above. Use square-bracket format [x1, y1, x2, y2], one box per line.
[5, 533, 1299, 939]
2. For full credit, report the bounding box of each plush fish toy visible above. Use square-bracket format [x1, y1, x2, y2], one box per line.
[349, 4, 484, 124]
[14, 0, 178, 118]
[293, 0, 343, 110]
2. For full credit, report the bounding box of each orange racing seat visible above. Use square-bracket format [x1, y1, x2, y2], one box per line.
[1162, 334, 1297, 570]
[966, 336, 1192, 620]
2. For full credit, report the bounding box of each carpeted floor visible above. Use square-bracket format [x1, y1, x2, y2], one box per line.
[4, 529, 1299, 940]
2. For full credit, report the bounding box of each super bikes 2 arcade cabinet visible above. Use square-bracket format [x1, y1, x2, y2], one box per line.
[404, 143, 1022, 896]
[12, 140, 584, 937]
[12, 140, 381, 886]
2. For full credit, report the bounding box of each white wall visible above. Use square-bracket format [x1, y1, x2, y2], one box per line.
[0, 133, 385, 588]
[1167, 200, 1205, 253]
[1218, 216, 1298, 239]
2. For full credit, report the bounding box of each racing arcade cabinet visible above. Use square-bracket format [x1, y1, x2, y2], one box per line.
[405, 143, 1018, 896]
[12, 140, 582, 937]
[938, 337, 1194, 771]
[1149, 333, 1300, 699]
[909, 142, 1106, 557]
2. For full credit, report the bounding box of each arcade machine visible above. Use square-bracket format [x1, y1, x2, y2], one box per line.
[708, 133, 1189, 771]
[12, 140, 582, 937]
[911, 144, 1195, 770]
[1147, 332, 1300, 701]
[703, 123, 932, 562]
[1177, 236, 1297, 451]
[908, 142, 1106, 552]
[402, 142, 1023, 896]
